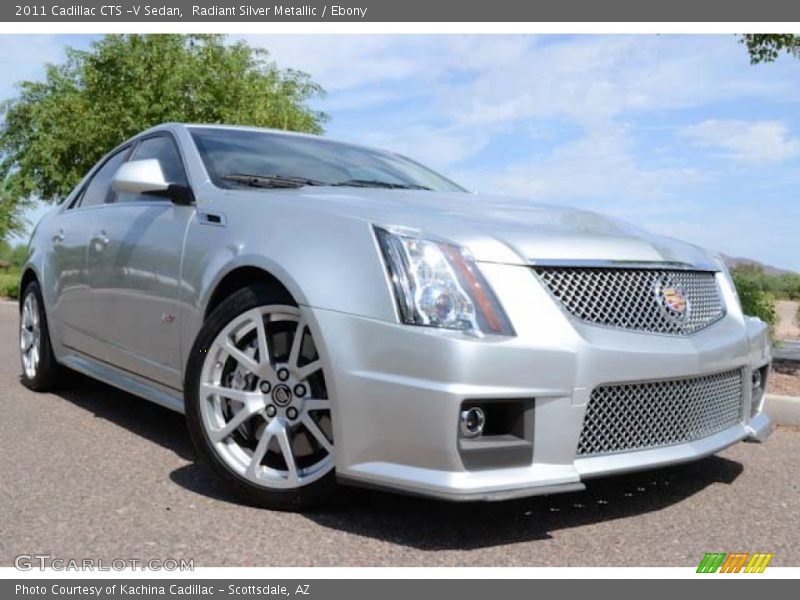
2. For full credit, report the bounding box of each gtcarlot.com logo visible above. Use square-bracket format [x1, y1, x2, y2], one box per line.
[14, 554, 194, 571]
[697, 552, 773, 573]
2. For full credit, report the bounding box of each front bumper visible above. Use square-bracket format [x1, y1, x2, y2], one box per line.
[306, 262, 773, 501]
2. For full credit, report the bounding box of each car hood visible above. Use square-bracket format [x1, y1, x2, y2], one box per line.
[248, 187, 717, 269]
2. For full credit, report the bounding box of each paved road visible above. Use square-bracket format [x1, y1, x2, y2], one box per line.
[774, 339, 800, 363]
[1, 300, 799, 567]
[775, 300, 800, 341]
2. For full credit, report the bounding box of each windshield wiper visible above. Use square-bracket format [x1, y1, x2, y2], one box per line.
[221, 173, 432, 191]
[220, 173, 328, 189]
[333, 179, 431, 191]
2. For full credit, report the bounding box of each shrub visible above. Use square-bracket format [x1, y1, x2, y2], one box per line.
[0, 272, 20, 300]
[0, 242, 28, 269]
[729, 265, 800, 301]
[732, 272, 777, 333]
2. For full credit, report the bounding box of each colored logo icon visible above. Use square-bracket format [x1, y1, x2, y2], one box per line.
[697, 552, 773, 573]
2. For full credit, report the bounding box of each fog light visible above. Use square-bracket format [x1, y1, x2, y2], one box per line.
[751, 368, 765, 417]
[459, 407, 486, 438]
[752, 369, 762, 391]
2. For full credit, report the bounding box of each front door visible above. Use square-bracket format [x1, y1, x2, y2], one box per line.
[85, 134, 194, 390]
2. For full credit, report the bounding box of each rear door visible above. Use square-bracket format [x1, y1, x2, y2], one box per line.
[84, 134, 195, 390]
[48, 147, 131, 355]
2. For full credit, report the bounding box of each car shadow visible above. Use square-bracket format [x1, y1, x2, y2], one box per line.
[172, 451, 744, 551]
[295, 456, 743, 550]
[48, 371, 195, 462]
[48, 373, 745, 550]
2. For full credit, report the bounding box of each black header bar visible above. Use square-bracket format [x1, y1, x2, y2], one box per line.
[4, 0, 800, 22]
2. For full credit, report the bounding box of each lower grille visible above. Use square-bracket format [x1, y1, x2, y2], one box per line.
[577, 370, 744, 456]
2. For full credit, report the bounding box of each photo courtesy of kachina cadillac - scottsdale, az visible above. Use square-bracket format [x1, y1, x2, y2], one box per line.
[0, 0, 799, 595]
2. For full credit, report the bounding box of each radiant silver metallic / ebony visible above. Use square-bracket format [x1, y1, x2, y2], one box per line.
[19, 123, 772, 508]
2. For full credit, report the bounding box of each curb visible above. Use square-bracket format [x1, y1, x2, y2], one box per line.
[765, 394, 800, 427]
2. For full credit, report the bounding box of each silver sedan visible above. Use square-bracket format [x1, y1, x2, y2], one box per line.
[19, 123, 773, 510]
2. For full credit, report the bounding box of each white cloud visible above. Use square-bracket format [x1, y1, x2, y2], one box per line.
[454, 125, 704, 204]
[423, 35, 797, 129]
[322, 89, 407, 112]
[241, 35, 425, 91]
[681, 119, 800, 164]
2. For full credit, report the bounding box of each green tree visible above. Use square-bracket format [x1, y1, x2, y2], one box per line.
[732, 270, 777, 333]
[741, 34, 800, 64]
[0, 34, 327, 239]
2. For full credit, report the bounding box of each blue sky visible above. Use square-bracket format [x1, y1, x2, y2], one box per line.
[3, 34, 799, 271]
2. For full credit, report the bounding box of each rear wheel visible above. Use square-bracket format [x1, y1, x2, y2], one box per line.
[185, 286, 337, 510]
[19, 281, 63, 392]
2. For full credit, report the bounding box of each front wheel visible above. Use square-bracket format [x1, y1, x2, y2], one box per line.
[185, 286, 338, 511]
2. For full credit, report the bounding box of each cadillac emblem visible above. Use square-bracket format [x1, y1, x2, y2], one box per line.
[656, 281, 690, 323]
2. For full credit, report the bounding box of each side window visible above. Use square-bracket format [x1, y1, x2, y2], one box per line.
[77, 148, 131, 208]
[131, 136, 187, 185]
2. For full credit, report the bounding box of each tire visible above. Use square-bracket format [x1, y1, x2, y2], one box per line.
[185, 285, 339, 511]
[19, 280, 63, 392]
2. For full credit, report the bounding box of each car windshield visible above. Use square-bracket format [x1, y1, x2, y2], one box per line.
[190, 127, 466, 192]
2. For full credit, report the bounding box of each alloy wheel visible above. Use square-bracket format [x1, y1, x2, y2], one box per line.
[198, 306, 334, 489]
[20, 292, 41, 380]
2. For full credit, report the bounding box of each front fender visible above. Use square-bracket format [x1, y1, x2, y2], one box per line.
[178, 202, 398, 374]
[745, 316, 771, 366]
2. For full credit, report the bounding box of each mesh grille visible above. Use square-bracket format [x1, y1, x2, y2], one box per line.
[533, 267, 724, 335]
[577, 370, 744, 456]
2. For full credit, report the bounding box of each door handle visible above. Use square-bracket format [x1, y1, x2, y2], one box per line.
[91, 231, 110, 251]
[52, 229, 64, 244]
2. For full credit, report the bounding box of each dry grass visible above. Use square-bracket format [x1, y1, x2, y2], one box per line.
[775, 300, 800, 340]
[770, 371, 800, 396]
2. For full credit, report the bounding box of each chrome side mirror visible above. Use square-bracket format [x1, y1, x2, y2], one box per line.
[112, 159, 194, 205]
[112, 159, 168, 194]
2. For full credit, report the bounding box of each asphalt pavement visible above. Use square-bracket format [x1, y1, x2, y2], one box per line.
[1, 300, 799, 567]
[774, 339, 800, 363]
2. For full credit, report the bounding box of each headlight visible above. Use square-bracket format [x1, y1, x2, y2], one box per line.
[374, 226, 515, 336]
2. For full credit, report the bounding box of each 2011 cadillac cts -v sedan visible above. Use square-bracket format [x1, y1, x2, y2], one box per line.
[19, 123, 772, 510]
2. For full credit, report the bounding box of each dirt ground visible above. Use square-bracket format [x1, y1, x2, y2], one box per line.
[771, 300, 800, 396]
[771, 370, 800, 396]
[775, 300, 800, 340]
